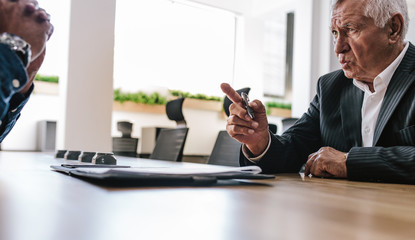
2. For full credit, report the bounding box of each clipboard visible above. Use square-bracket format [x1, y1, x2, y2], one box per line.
[50, 164, 275, 186]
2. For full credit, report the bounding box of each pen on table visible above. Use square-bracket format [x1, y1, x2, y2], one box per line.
[241, 92, 255, 119]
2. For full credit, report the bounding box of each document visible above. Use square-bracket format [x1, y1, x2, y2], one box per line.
[73, 165, 262, 175]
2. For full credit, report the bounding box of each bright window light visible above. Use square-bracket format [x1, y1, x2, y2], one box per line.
[114, 0, 237, 97]
[36, 0, 70, 78]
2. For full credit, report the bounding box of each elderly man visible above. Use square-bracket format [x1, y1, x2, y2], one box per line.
[0, 0, 53, 142]
[221, 0, 415, 183]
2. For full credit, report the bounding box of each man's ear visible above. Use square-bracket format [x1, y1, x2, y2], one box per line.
[388, 13, 404, 44]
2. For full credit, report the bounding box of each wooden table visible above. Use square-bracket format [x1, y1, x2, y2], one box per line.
[0, 151, 414, 240]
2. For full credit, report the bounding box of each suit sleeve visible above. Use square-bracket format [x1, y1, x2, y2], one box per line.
[347, 146, 415, 183]
[0, 43, 31, 142]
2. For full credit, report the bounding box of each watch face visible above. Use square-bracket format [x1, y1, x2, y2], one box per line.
[0, 33, 31, 67]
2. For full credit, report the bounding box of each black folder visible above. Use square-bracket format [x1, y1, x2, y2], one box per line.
[50, 164, 274, 187]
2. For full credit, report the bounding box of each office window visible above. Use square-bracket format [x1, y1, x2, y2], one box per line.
[36, 0, 70, 79]
[114, 0, 237, 97]
[263, 12, 294, 100]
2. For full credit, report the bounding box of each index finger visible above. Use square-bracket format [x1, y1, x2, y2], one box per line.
[304, 153, 316, 176]
[221, 83, 242, 104]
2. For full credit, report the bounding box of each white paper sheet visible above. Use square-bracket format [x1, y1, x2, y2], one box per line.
[74, 165, 262, 175]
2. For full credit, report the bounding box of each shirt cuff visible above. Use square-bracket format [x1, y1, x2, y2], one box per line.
[241, 132, 271, 162]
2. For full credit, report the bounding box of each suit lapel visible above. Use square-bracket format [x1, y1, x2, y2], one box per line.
[340, 79, 364, 147]
[373, 43, 415, 145]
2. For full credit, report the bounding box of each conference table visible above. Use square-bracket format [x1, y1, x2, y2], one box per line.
[0, 151, 415, 240]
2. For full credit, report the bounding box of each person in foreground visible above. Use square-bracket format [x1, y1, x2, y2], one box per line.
[221, 0, 415, 183]
[0, 0, 53, 142]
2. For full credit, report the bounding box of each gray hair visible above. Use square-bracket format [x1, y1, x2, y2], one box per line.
[331, 0, 409, 38]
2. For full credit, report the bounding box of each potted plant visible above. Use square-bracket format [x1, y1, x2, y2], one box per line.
[265, 101, 292, 118]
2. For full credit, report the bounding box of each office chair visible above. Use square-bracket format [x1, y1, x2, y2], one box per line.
[166, 97, 187, 128]
[149, 128, 189, 161]
[281, 117, 299, 133]
[112, 121, 139, 157]
[268, 123, 277, 134]
[208, 130, 241, 167]
[149, 98, 189, 161]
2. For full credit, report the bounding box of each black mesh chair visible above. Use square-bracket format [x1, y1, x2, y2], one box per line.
[166, 97, 187, 128]
[149, 98, 189, 161]
[149, 128, 189, 161]
[112, 121, 139, 157]
[282, 117, 299, 133]
[207, 130, 241, 167]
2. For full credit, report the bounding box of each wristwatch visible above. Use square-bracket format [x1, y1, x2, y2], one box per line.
[0, 33, 31, 67]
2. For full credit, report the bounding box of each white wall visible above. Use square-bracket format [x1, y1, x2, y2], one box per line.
[408, 17, 415, 43]
[191, 0, 252, 14]
[310, 0, 332, 99]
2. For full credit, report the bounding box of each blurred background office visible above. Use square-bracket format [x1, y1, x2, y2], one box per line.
[2, 0, 415, 160]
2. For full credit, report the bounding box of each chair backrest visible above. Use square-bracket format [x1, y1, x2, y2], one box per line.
[117, 121, 133, 138]
[223, 87, 250, 117]
[282, 117, 299, 133]
[166, 98, 187, 128]
[112, 137, 138, 157]
[112, 121, 138, 157]
[149, 128, 189, 161]
[268, 123, 277, 134]
[208, 130, 241, 167]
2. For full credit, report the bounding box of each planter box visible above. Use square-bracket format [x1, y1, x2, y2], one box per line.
[113, 98, 223, 114]
[269, 107, 291, 118]
[33, 80, 59, 95]
[113, 101, 165, 114]
[113, 99, 291, 118]
[183, 98, 222, 112]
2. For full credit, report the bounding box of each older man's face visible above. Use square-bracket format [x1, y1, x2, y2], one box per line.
[331, 0, 392, 82]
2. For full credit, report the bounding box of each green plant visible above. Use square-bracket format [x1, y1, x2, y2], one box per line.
[114, 89, 222, 106]
[265, 102, 291, 109]
[169, 89, 221, 102]
[265, 101, 292, 114]
[114, 89, 167, 105]
[34, 74, 59, 83]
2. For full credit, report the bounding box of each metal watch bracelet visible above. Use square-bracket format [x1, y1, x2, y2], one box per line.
[0, 33, 31, 67]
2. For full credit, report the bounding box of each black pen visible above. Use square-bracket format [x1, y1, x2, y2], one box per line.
[241, 92, 255, 119]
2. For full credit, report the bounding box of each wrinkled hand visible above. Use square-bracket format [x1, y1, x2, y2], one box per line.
[305, 146, 348, 178]
[220, 83, 269, 156]
[0, 0, 54, 61]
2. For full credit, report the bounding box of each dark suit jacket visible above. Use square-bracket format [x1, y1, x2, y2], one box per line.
[241, 42, 415, 184]
[0, 43, 32, 142]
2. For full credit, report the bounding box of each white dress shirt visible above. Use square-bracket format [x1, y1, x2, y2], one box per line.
[353, 42, 409, 147]
[243, 41, 410, 161]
